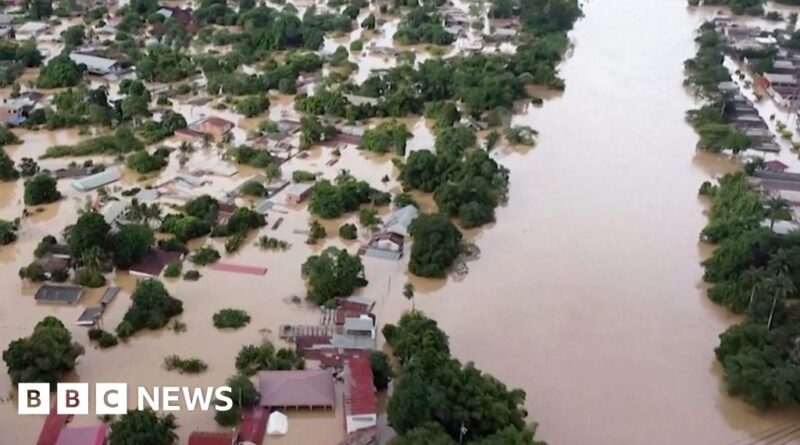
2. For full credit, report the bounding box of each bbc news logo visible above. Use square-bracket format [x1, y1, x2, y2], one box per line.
[18, 383, 233, 415]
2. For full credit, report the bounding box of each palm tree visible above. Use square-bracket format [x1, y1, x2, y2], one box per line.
[765, 196, 791, 230]
[81, 246, 107, 274]
[143, 203, 162, 227]
[403, 282, 415, 311]
[125, 198, 146, 223]
[201, 133, 212, 149]
[742, 267, 766, 311]
[762, 271, 796, 330]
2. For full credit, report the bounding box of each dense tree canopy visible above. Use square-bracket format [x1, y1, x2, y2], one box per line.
[408, 213, 463, 277]
[23, 173, 60, 205]
[301, 247, 368, 305]
[108, 410, 178, 445]
[116, 279, 183, 338]
[383, 312, 542, 444]
[3, 316, 84, 386]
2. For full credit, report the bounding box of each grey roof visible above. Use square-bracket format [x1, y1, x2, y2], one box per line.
[254, 199, 274, 215]
[135, 188, 159, 202]
[344, 316, 374, 332]
[69, 53, 120, 73]
[101, 200, 127, 224]
[343, 94, 379, 106]
[285, 182, 314, 196]
[35, 285, 84, 304]
[76, 307, 103, 325]
[99, 286, 120, 305]
[331, 333, 377, 350]
[382, 205, 419, 236]
[72, 167, 121, 192]
[364, 247, 402, 261]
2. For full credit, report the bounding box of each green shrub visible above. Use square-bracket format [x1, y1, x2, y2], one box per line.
[213, 309, 251, 329]
[191, 247, 220, 265]
[163, 261, 182, 278]
[184, 270, 201, 281]
[164, 355, 208, 374]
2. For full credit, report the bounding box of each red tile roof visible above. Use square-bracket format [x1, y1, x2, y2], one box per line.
[187, 432, 235, 445]
[257, 370, 335, 408]
[239, 406, 268, 444]
[764, 160, 789, 172]
[54, 425, 107, 445]
[36, 412, 73, 445]
[344, 357, 377, 416]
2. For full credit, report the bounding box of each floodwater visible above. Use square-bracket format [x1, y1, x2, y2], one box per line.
[2, 0, 800, 444]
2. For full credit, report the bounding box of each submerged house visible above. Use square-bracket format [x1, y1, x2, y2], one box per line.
[363, 205, 418, 260]
[343, 357, 378, 435]
[35, 285, 84, 305]
[257, 370, 336, 410]
[72, 167, 121, 192]
[69, 53, 123, 76]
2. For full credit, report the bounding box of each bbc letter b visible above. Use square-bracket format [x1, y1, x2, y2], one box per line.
[18, 383, 50, 415]
[57, 383, 89, 415]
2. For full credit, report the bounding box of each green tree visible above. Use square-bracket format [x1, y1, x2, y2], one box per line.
[408, 214, 462, 278]
[37, 55, 84, 88]
[25, 0, 52, 19]
[116, 279, 183, 338]
[0, 148, 19, 180]
[370, 351, 393, 391]
[108, 410, 178, 445]
[23, 173, 60, 205]
[112, 224, 155, 268]
[301, 247, 368, 305]
[68, 211, 110, 259]
[3, 316, 84, 386]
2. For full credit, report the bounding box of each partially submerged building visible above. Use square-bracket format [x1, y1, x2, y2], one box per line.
[343, 357, 377, 435]
[257, 370, 336, 410]
[69, 53, 124, 76]
[72, 167, 122, 192]
[35, 285, 84, 305]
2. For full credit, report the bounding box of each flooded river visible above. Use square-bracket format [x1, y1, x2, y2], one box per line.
[375, 0, 800, 444]
[2, 0, 800, 444]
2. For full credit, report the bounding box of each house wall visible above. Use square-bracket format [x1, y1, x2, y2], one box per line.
[346, 414, 377, 434]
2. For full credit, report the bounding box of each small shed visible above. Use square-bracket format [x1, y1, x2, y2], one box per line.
[35, 285, 84, 305]
[284, 182, 314, 204]
[266, 411, 288, 436]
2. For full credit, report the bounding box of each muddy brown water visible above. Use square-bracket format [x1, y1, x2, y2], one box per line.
[2, 0, 800, 444]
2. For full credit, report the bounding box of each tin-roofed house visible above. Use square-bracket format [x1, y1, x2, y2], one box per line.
[69, 53, 123, 76]
[257, 369, 336, 410]
[72, 167, 121, 192]
[343, 357, 378, 435]
[35, 285, 84, 305]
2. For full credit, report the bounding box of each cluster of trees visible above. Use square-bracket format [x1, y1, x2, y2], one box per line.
[213, 308, 251, 329]
[688, 0, 764, 15]
[23, 86, 118, 130]
[23, 173, 60, 205]
[360, 120, 411, 155]
[236, 95, 270, 117]
[42, 127, 145, 158]
[699, 173, 800, 409]
[235, 340, 304, 375]
[403, 146, 509, 228]
[37, 55, 84, 88]
[116, 279, 183, 339]
[136, 44, 197, 82]
[126, 147, 170, 174]
[383, 311, 545, 444]
[394, 8, 455, 45]
[0, 40, 43, 86]
[301, 246, 368, 305]
[108, 410, 178, 445]
[0, 218, 18, 245]
[309, 175, 390, 219]
[138, 111, 188, 144]
[408, 213, 463, 277]
[3, 316, 84, 386]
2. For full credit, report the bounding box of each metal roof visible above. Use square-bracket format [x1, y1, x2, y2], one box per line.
[35, 285, 84, 304]
[71, 167, 121, 192]
[382, 205, 419, 236]
[257, 370, 335, 408]
[69, 53, 119, 72]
